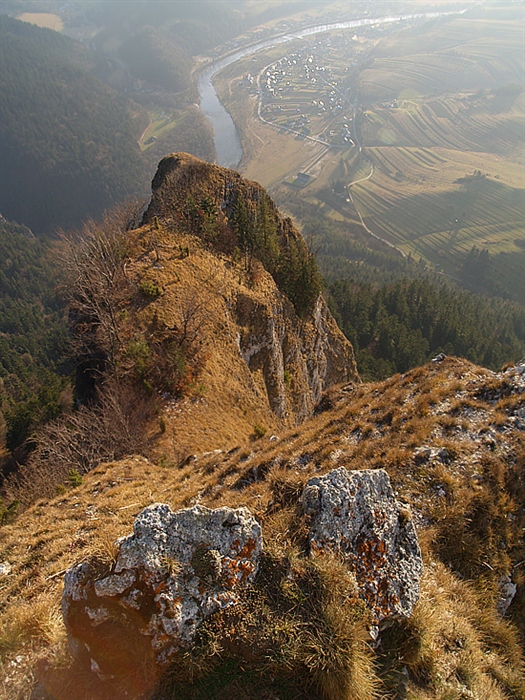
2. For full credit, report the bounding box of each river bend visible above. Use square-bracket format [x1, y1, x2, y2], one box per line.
[197, 10, 465, 168]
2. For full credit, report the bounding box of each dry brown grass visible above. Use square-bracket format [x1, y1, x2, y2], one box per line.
[154, 533, 377, 700]
[121, 223, 283, 454]
[0, 591, 66, 700]
[379, 562, 524, 699]
[1, 357, 524, 698]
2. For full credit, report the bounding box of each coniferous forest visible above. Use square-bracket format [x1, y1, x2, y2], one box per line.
[328, 277, 525, 380]
[0, 218, 70, 462]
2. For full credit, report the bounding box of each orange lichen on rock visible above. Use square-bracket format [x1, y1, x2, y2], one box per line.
[303, 467, 423, 626]
[62, 503, 262, 674]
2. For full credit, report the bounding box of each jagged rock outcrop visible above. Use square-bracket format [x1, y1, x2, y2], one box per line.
[142, 152, 276, 235]
[135, 153, 358, 432]
[302, 467, 423, 627]
[62, 469, 423, 678]
[62, 504, 262, 675]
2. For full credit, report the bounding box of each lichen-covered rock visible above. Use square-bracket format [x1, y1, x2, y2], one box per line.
[302, 467, 423, 626]
[62, 503, 262, 675]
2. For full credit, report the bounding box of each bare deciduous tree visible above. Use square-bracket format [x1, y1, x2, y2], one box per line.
[61, 203, 141, 400]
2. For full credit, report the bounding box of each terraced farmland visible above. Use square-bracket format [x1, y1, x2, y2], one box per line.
[361, 92, 524, 161]
[350, 15, 524, 287]
[358, 18, 524, 101]
[215, 3, 524, 300]
[353, 169, 523, 253]
[337, 9, 524, 298]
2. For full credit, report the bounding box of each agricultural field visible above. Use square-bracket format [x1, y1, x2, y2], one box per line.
[349, 11, 524, 289]
[139, 110, 178, 151]
[16, 12, 63, 31]
[215, 3, 525, 301]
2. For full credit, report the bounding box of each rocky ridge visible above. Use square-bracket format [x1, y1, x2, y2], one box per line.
[1, 356, 524, 699]
[0, 153, 523, 699]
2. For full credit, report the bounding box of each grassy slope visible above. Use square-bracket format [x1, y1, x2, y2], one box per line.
[1, 358, 524, 699]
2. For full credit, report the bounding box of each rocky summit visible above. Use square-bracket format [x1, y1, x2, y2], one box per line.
[140, 153, 359, 426]
[69, 153, 358, 459]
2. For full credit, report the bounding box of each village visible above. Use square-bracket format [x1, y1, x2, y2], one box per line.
[255, 37, 357, 148]
[235, 22, 403, 156]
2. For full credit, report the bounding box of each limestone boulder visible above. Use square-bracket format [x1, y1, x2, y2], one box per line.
[62, 503, 262, 675]
[302, 467, 423, 626]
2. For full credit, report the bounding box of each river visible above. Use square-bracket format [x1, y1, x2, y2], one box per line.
[197, 9, 466, 168]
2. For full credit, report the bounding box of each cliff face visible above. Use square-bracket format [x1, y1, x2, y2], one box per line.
[234, 290, 356, 423]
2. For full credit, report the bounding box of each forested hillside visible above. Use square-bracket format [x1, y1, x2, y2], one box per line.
[0, 16, 146, 234]
[0, 218, 70, 469]
[119, 26, 192, 93]
[329, 277, 525, 380]
[297, 215, 525, 379]
[89, 0, 245, 55]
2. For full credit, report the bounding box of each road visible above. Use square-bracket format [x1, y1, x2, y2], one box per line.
[346, 106, 408, 257]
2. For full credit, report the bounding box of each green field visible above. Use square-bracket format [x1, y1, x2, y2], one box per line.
[139, 110, 179, 151]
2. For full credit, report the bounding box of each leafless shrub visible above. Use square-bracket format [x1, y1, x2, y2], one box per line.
[61, 204, 139, 392]
[142, 287, 211, 396]
[4, 202, 217, 510]
[5, 380, 154, 507]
